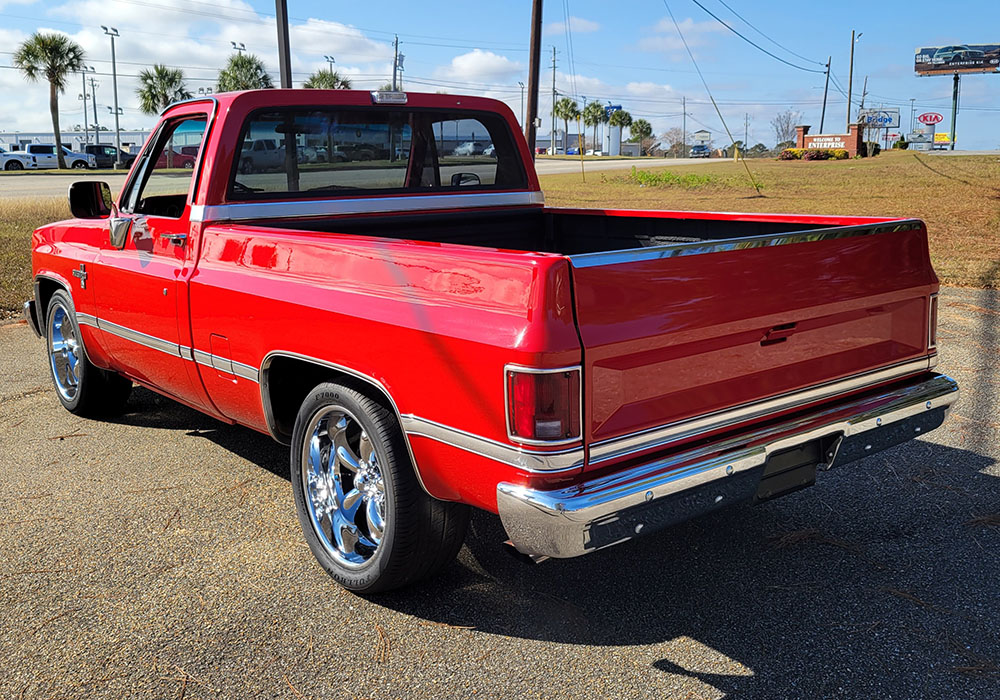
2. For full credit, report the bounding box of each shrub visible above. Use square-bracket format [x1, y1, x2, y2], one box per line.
[778, 148, 803, 160]
[624, 166, 718, 188]
[893, 138, 909, 150]
[862, 141, 881, 157]
[802, 149, 831, 161]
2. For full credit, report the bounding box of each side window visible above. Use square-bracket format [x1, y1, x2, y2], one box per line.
[124, 116, 207, 218]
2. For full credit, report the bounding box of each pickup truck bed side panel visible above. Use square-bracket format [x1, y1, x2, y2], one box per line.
[571, 224, 937, 464]
[188, 224, 581, 500]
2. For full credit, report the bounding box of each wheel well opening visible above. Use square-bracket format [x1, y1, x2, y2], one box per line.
[35, 277, 63, 320]
[263, 356, 393, 443]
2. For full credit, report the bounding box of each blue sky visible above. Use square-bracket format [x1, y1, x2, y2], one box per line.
[1, 0, 998, 148]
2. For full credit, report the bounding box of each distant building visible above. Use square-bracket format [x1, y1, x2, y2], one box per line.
[0, 130, 151, 153]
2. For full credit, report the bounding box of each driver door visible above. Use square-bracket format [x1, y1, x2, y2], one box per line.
[92, 112, 211, 410]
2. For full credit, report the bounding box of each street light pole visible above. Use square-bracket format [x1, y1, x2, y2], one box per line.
[79, 68, 90, 145]
[324, 55, 335, 73]
[819, 56, 831, 133]
[89, 76, 100, 144]
[846, 31, 862, 132]
[518, 81, 525, 127]
[102, 26, 122, 167]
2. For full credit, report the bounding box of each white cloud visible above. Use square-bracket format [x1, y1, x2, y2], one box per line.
[544, 17, 600, 36]
[638, 17, 725, 53]
[0, 0, 37, 10]
[434, 49, 523, 83]
[625, 81, 675, 97]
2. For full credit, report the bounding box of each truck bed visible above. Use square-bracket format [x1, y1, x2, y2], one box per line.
[254, 206, 936, 465]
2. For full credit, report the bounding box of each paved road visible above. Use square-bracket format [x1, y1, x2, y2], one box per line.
[1, 288, 997, 699]
[0, 158, 698, 199]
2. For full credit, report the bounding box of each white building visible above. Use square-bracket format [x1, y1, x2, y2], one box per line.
[0, 130, 151, 154]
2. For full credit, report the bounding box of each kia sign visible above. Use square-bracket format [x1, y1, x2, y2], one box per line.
[859, 108, 900, 128]
[915, 44, 1000, 76]
[918, 112, 944, 125]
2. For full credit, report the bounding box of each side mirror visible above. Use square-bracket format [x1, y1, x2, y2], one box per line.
[450, 172, 481, 187]
[68, 181, 112, 219]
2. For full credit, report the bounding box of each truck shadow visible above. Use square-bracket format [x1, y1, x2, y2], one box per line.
[376, 439, 1000, 697]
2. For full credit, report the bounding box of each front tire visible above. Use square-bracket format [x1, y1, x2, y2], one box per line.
[291, 381, 469, 593]
[45, 290, 132, 416]
[4, 160, 23, 171]
[71, 160, 88, 169]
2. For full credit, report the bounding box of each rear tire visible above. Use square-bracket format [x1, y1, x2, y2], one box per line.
[45, 290, 132, 416]
[290, 381, 469, 593]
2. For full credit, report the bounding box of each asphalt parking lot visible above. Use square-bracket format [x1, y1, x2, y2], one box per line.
[1, 287, 998, 699]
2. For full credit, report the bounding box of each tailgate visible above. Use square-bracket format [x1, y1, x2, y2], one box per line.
[570, 221, 937, 466]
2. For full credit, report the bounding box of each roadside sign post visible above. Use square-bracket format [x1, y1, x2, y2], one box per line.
[950, 73, 959, 150]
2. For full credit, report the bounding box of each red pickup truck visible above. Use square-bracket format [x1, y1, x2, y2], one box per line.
[25, 90, 958, 592]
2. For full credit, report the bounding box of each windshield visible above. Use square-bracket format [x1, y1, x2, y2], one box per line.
[228, 107, 527, 200]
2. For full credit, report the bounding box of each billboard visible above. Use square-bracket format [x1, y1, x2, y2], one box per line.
[859, 108, 900, 128]
[915, 44, 1000, 75]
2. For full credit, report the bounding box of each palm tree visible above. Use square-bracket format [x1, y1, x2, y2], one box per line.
[582, 101, 606, 153]
[136, 64, 192, 115]
[303, 69, 352, 89]
[631, 119, 653, 155]
[552, 97, 579, 152]
[136, 65, 191, 168]
[13, 32, 85, 169]
[217, 53, 274, 92]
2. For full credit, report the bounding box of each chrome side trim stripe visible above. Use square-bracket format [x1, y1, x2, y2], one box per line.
[589, 357, 934, 465]
[190, 191, 545, 223]
[78, 314, 259, 383]
[401, 414, 585, 473]
[569, 220, 921, 268]
[96, 318, 183, 358]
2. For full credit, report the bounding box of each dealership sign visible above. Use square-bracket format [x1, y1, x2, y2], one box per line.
[915, 44, 1000, 75]
[859, 108, 900, 128]
[917, 112, 944, 125]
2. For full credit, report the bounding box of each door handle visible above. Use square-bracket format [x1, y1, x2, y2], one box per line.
[162, 233, 188, 247]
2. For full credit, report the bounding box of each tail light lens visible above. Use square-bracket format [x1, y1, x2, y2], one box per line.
[928, 293, 938, 349]
[506, 367, 581, 443]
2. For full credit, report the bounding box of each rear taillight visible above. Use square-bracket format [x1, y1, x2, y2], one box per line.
[928, 293, 938, 350]
[505, 366, 581, 444]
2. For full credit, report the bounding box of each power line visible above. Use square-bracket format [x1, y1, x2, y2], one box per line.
[711, 0, 824, 66]
[686, 0, 826, 74]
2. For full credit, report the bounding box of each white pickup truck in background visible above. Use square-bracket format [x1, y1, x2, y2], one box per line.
[0, 145, 37, 171]
[21, 144, 96, 169]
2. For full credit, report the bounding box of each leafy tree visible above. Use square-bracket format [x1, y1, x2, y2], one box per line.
[659, 127, 687, 157]
[582, 101, 606, 152]
[217, 53, 274, 92]
[13, 32, 85, 169]
[303, 69, 352, 89]
[136, 65, 192, 168]
[770, 109, 800, 145]
[136, 64, 192, 114]
[630, 118, 653, 155]
[746, 142, 769, 158]
[608, 109, 632, 131]
[552, 97, 580, 152]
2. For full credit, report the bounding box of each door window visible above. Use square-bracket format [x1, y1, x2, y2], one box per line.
[123, 116, 207, 218]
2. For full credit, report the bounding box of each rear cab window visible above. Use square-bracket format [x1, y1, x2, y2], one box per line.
[228, 107, 527, 199]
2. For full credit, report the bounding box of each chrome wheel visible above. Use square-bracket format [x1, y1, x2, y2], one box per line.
[301, 405, 386, 568]
[47, 303, 81, 402]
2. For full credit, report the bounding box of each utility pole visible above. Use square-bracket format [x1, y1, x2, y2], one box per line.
[79, 68, 90, 145]
[909, 97, 916, 132]
[392, 35, 399, 90]
[846, 30, 855, 132]
[820, 56, 831, 132]
[89, 76, 100, 144]
[744, 112, 749, 149]
[524, 0, 543, 156]
[550, 45, 557, 154]
[681, 96, 686, 158]
[950, 72, 959, 151]
[102, 26, 122, 167]
[274, 0, 292, 88]
[518, 81, 525, 127]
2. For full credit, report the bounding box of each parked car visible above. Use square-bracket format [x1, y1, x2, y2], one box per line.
[25, 89, 957, 594]
[83, 144, 136, 169]
[0, 145, 37, 171]
[153, 149, 197, 169]
[23, 144, 96, 169]
[453, 141, 486, 156]
[238, 138, 283, 173]
[483, 144, 496, 157]
[690, 144, 711, 158]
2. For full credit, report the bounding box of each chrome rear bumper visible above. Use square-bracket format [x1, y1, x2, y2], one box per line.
[497, 373, 959, 559]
